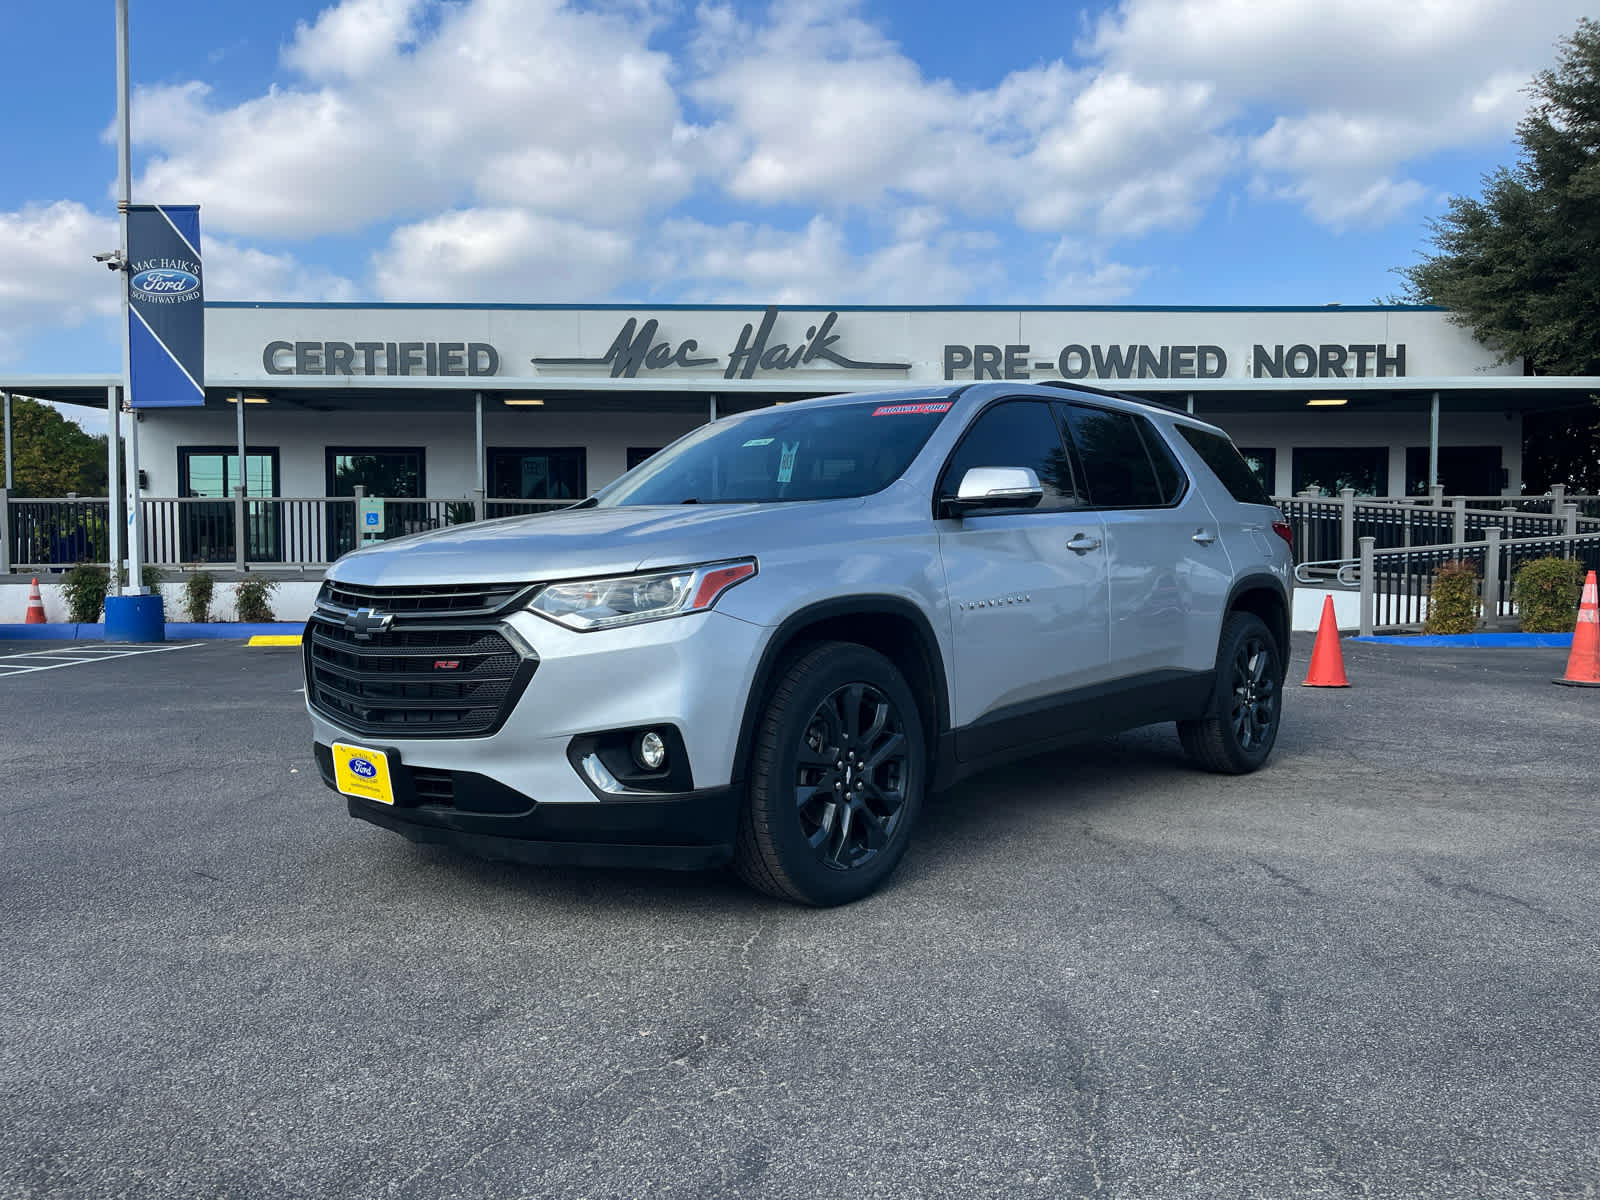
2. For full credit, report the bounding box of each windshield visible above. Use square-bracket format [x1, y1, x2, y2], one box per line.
[591, 399, 954, 506]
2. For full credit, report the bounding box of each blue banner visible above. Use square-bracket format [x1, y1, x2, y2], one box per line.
[126, 204, 205, 408]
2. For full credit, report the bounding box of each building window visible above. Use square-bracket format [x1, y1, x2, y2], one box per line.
[626, 447, 661, 471]
[325, 448, 426, 499]
[1404, 446, 1505, 496]
[324, 448, 427, 558]
[486, 447, 586, 500]
[1235, 448, 1277, 498]
[176, 446, 281, 563]
[1291, 447, 1388, 497]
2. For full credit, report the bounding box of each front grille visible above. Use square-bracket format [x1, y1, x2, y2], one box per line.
[305, 616, 535, 738]
[319, 579, 535, 617]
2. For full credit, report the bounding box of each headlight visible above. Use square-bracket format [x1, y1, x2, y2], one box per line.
[528, 559, 757, 631]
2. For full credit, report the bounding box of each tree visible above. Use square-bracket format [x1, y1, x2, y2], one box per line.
[1398, 18, 1600, 491]
[5, 397, 109, 497]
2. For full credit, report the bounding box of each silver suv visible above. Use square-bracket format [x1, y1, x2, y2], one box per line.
[305, 382, 1294, 905]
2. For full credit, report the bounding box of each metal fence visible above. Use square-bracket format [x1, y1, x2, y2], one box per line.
[1, 491, 571, 573]
[1278, 488, 1599, 570]
[1349, 529, 1600, 634]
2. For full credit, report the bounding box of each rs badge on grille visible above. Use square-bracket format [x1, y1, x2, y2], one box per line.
[433, 660, 461, 671]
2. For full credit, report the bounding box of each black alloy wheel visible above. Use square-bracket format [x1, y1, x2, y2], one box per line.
[794, 681, 912, 871]
[1229, 632, 1278, 752]
[735, 641, 926, 906]
[1178, 611, 1283, 774]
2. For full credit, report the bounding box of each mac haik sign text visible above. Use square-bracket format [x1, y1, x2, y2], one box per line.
[942, 341, 1407, 381]
[536, 307, 910, 379]
[127, 204, 205, 408]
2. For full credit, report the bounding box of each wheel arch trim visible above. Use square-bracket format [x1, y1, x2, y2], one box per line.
[730, 596, 952, 786]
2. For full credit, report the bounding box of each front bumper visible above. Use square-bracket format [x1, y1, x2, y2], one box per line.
[307, 605, 768, 867]
[314, 745, 740, 869]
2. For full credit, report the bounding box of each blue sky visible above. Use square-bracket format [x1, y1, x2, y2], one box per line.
[1, 0, 1591, 381]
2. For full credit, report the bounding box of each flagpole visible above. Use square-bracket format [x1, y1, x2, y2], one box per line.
[115, 0, 145, 596]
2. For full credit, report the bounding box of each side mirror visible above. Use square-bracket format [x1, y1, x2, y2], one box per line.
[941, 467, 1044, 517]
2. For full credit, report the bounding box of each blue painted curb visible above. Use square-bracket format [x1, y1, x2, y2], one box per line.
[0, 622, 303, 641]
[1352, 633, 1574, 647]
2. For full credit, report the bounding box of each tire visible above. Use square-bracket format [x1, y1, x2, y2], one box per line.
[734, 641, 927, 906]
[1177, 612, 1284, 775]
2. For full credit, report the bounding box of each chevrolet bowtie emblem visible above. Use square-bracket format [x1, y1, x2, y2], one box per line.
[343, 607, 393, 640]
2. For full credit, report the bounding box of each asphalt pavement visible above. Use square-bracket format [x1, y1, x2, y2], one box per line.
[0, 635, 1596, 1199]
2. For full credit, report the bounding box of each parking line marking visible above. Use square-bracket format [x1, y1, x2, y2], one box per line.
[0, 642, 204, 676]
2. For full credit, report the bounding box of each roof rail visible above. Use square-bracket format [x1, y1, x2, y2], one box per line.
[1033, 379, 1145, 404]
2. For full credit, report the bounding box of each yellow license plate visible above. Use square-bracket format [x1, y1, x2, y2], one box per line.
[332, 742, 395, 805]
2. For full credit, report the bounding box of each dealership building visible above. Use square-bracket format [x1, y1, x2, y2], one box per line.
[5, 301, 1599, 575]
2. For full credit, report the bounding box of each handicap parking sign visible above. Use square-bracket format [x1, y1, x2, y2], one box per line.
[356, 496, 385, 535]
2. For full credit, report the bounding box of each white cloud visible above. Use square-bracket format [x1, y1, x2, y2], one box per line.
[204, 240, 359, 302]
[1089, 0, 1594, 227]
[374, 208, 633, 300]
[283, 0, 427, 81]
[1044, 240, 1152, 303]
[644, 215, 1003, 304]
[0, 202, 119, 365]
[132, 0, 700, 239]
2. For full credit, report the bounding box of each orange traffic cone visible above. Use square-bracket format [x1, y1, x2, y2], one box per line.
[1554, 570, 1600, 688]
[1302, 594, 1350, 687]
[24, 577, 46, 624]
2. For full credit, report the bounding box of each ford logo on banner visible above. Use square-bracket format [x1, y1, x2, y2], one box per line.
[131, 268, 201, 297]
[350, 758, 378, 779]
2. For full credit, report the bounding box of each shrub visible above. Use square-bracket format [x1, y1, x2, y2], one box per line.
[60, 563, 109, 623]
[183, 571, 216, 623]
[1512, 556, 1584, 632]
[1423, 560, 1481, 635]
[234, 575, 278, 623]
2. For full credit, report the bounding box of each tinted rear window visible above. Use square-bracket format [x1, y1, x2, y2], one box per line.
[1177, 425, 1275, 505]
[1058, 403, 1164, 508]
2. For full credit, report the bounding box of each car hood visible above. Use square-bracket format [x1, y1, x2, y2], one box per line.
[324, 500, 866, 586]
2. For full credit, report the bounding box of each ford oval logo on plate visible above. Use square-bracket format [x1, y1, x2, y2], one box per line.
[131, 268, 200, 297]
[349, 757, 378, 779]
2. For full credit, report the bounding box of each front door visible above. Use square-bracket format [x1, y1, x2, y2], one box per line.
[325, 448, 425, 557]
[177, 446, 281, 563]
[934, 399, 1111, 760]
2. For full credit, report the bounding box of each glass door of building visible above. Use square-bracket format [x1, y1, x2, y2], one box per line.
[325, 448, 426, 557]
[178, 447, 281, 562]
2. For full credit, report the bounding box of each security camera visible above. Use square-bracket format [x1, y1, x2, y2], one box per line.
[93, 250, 126, 271]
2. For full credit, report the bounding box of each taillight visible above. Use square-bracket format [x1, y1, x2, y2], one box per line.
[1271, 520, 1294, 551]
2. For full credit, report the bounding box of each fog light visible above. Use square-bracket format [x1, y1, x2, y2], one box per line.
[635, 731, 667, 771]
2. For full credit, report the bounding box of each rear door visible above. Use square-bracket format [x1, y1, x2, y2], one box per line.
[934, 399, 1110, 756]
[1057, 402, 1234, 677]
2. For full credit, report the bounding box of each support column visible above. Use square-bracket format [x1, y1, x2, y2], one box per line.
[473, 391, 485, 520]
[1428, 390, 1441, 489]
[234, 390, 247, 571]
[1358, 537, 1376, 637]
[1483, 527, 1503, 624]
[107, 387, 122, 596]
[708, 393, 718, 423]
[1185, 392, 1194, 415]
[2, 391, 11, 490]
[126, 412, 144, 593]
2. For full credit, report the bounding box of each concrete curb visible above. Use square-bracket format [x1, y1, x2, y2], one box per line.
[1351, 632, 1574, 647]
[0, 622, 304, 641]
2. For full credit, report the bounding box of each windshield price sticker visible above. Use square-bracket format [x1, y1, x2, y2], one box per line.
[742, 437, 775, 447]
[872, 402, 952, 416]
[777, 441, 799, 483]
